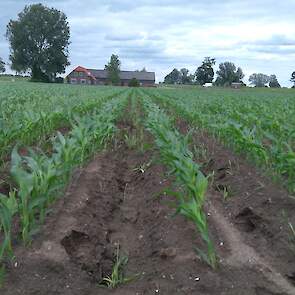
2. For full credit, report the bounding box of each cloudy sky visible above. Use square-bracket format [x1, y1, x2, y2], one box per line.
[1, 0, 295, 85]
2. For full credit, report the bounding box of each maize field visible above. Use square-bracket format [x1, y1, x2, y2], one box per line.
[0, 81, 294, 294]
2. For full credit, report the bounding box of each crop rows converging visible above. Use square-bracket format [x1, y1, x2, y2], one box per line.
[0, 82, 124, 165]
[0, 86, 129, 272]
[0, 83, 294, 292]
[143, 87, 295, 192]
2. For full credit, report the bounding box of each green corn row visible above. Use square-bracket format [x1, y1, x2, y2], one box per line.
[0, 192, 18, 259]
[0, 86, 125, 165]
[141, 94, 217, 269]
[0, 91, 129, 264]
[144, 89, 295, 192]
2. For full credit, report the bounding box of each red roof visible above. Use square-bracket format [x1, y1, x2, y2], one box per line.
[73, 66, 96, 80]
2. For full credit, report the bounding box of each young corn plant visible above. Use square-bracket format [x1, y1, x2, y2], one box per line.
[26, 151, 64, 221]
[52, 132, 80, 181]
[122, 91, 145, 151]
[0, 191, 18, 259]
[10, 147, 35, 244]
[69, 116, 94, 164]
[141, 96, 217, 269]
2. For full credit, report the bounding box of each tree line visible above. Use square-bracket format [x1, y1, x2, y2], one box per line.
[164, 57, 288, 87]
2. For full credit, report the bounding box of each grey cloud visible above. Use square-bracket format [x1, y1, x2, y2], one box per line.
[241, 35, 295, 47]
[250, 45, 295, 54]
[258, 35, 295, 46]
[105, 42, 165, 60]
[234, 35, 295, 56]
[105, 33, 141, 41]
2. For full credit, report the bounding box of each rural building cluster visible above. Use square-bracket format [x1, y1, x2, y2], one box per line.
[66, 66, 155, 86]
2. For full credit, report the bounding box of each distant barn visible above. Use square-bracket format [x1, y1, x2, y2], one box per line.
[231, 82, 243, 89]
[66, 66, 155, 86]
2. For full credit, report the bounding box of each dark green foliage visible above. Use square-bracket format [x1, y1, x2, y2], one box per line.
[6, 4, 70, 82]
[215, 62, 244, 86]
[55, 77, 64, 84]
[195, 57, 215, 85]
[0, 58, 5, 73]
[290, 71, 295, 87]
[105, 54, 121, 85]
[164, 68, 194, 84]
[128, 78, 140, 87]
[249, 73, 270, 87]
[180, 68, 193, 84]
[269, 75, 281, 88]
[164, 68, 181, 84]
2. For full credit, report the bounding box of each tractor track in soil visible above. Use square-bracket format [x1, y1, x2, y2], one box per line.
[176, 118, 295, 294]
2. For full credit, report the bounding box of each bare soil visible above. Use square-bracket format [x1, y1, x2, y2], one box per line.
[178, 119, 295, 293]
[1, 118, 295, 295]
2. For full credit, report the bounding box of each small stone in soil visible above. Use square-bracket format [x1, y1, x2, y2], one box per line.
[160, 247, 177, 258]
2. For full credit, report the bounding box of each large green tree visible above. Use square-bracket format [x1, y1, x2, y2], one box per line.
[249, 73, 269, 87]
[6, 4, 70, 82]
[164, 68, 181, 84]
[195, 57, 215, 85]
[269, 74, 280, 88]
[215, 62, 244, 86]
[0, 58, 5, 73]
[180, 68, 193, 84]
[164, 68, 193, 84]
[105, 54, 121, 85]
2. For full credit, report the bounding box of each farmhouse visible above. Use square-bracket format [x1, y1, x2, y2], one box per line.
[231, 82, 243, 89]
[66, 66, 155, 86]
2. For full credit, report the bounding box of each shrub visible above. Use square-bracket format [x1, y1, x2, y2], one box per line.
[128, 78, 140, 87]
[55, 77, 64, 84]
